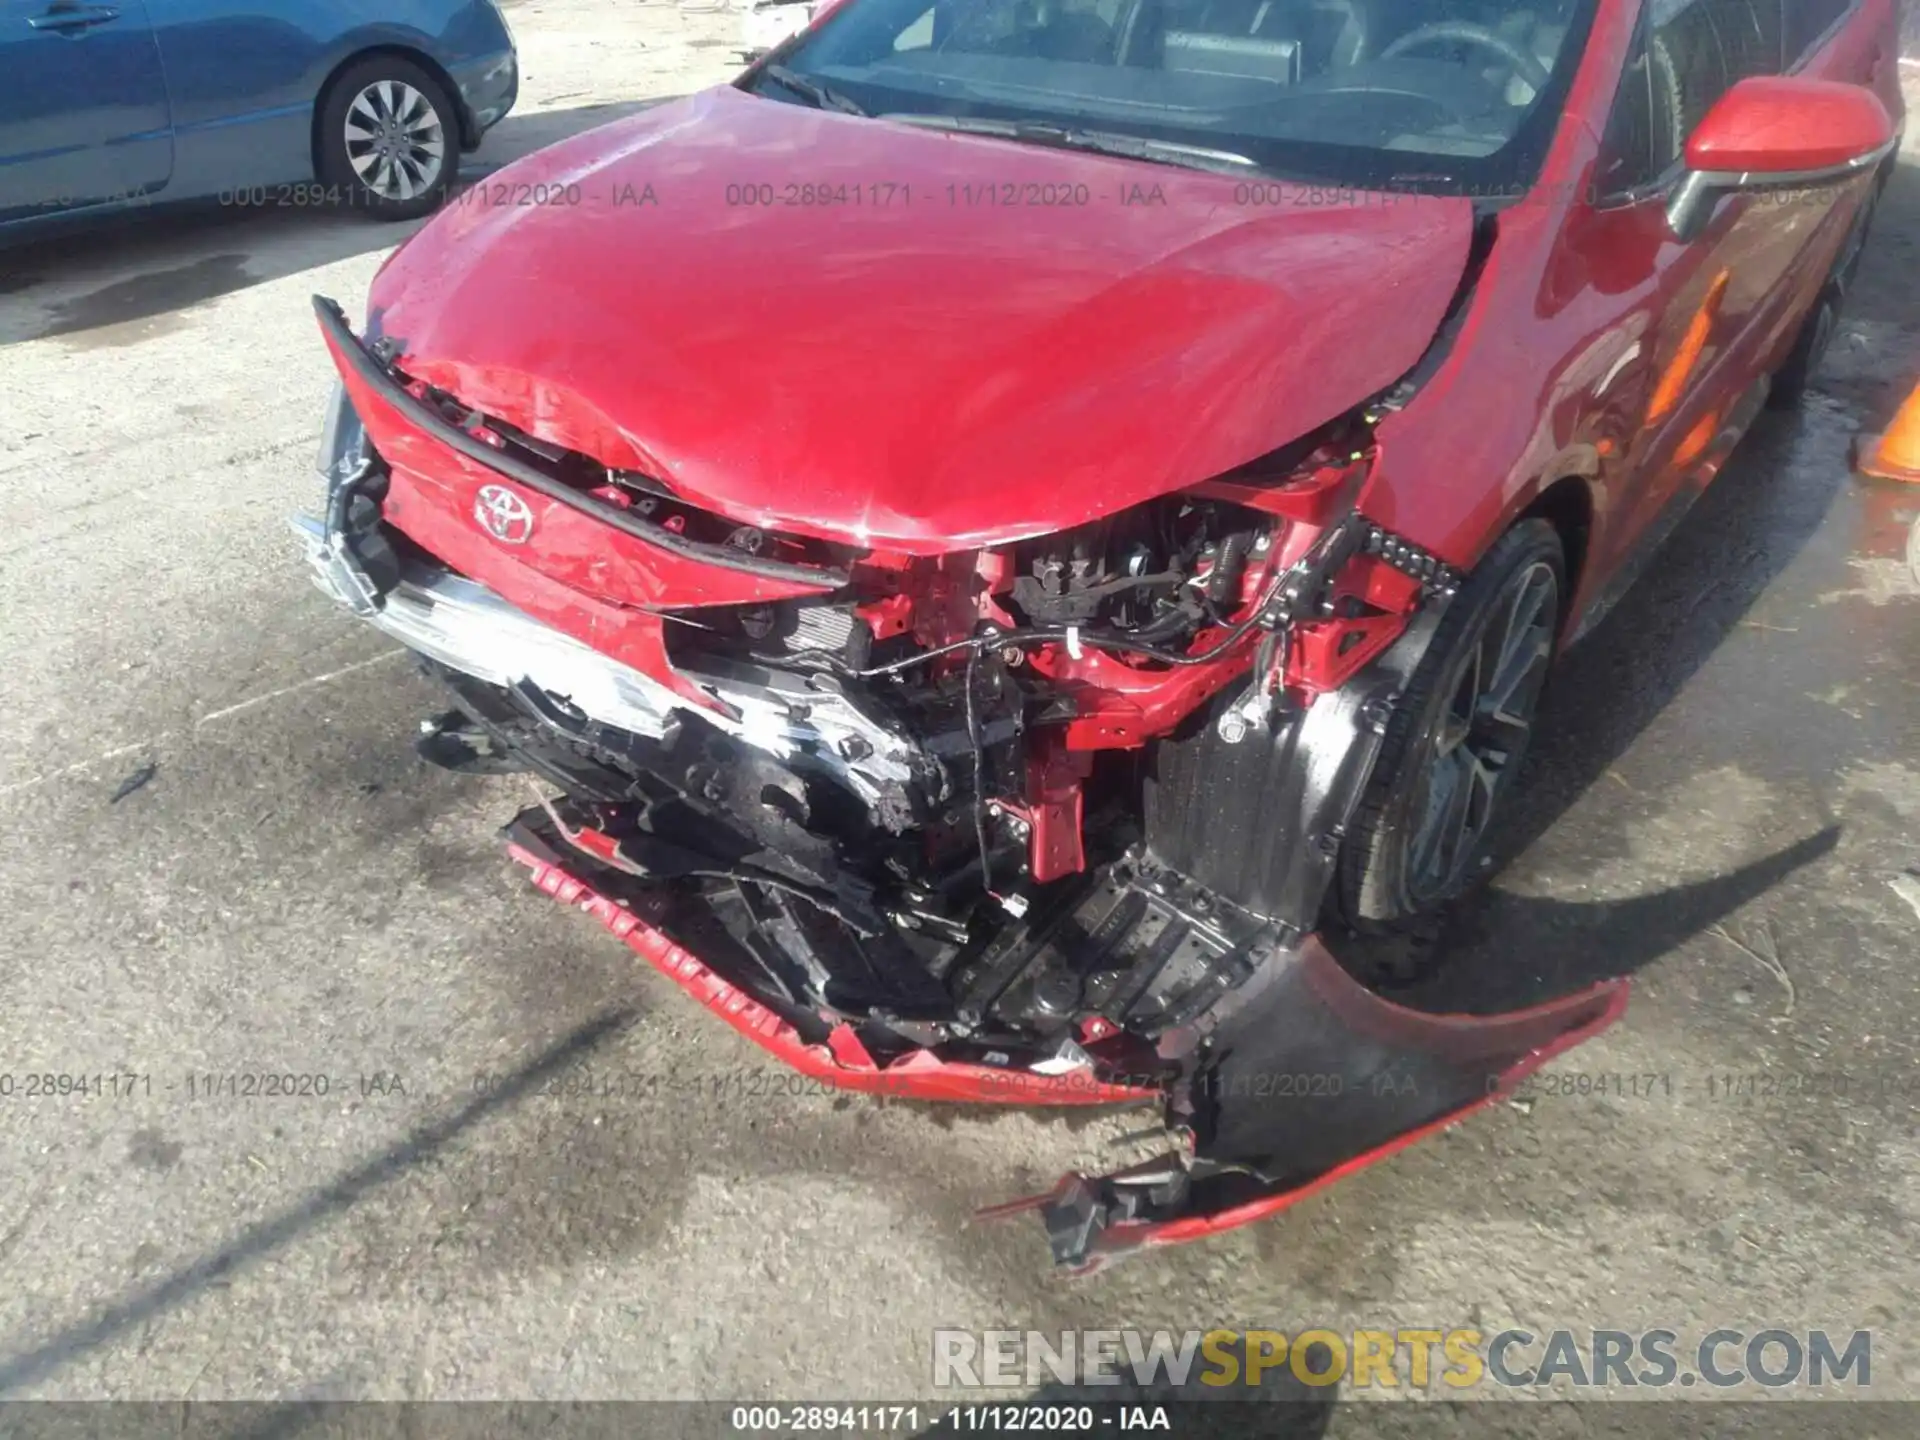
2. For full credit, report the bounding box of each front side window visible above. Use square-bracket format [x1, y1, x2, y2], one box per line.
[1593, 0, 1786, 193]
[1783, 0, 1853, 63]
[764, 0, 1604, 196]
[1650, 0, 1782, 140]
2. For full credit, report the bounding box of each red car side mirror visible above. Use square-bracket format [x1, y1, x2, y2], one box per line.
[1667, 75, 1896, 241]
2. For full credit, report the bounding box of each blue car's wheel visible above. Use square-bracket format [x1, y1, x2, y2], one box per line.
[318, 56, 459, 222]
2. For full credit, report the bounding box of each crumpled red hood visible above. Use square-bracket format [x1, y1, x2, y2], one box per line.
[369, 85, 1474, 551]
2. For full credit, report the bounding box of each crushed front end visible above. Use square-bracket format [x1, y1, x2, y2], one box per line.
[297, 295, 1624, 1270]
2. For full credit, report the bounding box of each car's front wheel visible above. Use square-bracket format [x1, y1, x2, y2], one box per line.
[318, 57, 460, 222]
[1767, 176, 1884, 410]
[1333, 519, 1565, 934]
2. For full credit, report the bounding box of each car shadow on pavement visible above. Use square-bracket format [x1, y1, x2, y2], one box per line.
[0, 1008, 637, 1397]
[0, 97, 681, 347]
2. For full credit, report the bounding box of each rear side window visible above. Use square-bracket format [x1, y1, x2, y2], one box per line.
[1784, 0, 1853, 61]
[1651, 0, 1783, 139]
[1594, 0, 1786, 193]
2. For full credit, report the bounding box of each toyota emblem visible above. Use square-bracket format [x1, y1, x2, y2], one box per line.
[474, 484, 535, 544]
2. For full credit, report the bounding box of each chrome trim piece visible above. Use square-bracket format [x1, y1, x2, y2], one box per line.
[313, 381, 362, 482]
[1666, 135, 1897, 241]
[292, 513, 682, 733]
[289, 513, 923, 807]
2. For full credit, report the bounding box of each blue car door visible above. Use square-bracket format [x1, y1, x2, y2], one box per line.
[0, 0, 172, 222]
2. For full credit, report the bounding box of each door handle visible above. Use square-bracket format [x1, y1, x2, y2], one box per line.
[28, 5, 121, 31]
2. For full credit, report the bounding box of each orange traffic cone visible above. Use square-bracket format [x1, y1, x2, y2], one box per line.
[1853, 379, 1920, 484]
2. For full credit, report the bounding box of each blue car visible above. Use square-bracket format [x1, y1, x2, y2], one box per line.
[0, 0, 517, 232]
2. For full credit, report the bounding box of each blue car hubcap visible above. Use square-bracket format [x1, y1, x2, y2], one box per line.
[345, 80, 447, 202]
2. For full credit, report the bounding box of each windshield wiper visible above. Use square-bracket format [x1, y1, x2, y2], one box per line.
[758, 64, 867, 116]
[881, 114, 1261, 177]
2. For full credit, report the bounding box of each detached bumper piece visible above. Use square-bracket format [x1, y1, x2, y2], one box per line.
[504, 807, 1165, 1106]
[988, 944, 1626, 1273]
[507, 801, 1624, 1271]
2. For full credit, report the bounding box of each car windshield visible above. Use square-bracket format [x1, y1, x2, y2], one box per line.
[759, 0, 1599, 195]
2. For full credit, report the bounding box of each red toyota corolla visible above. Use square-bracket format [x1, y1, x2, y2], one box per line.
[298, 0, 1903, 1269]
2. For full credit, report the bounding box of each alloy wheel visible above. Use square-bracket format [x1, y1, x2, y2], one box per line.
[1406, 559, 1557, 901]
[344, 80, 447, 202]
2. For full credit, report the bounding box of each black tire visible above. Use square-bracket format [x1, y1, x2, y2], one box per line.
[1767, 180, 1881, 410]
[1333, 519, 1565, 933]
[317, 56, 461, 222]
[1765, 282, 1839, 412]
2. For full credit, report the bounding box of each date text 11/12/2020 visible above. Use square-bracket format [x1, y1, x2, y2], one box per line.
[0, 1072, 408, 1099]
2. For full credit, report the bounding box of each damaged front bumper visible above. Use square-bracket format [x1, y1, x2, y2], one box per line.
[296, 495, 1627, 1267]
[985, 943, 1625, 1273]
[294, 301, 1628, 1271]
[504, 813, 1163, 1106]
[289, 512, 926, 818]
[502, 801, 1625, 1272]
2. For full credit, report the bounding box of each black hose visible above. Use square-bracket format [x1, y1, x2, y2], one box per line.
[963, 643, 996, 898]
